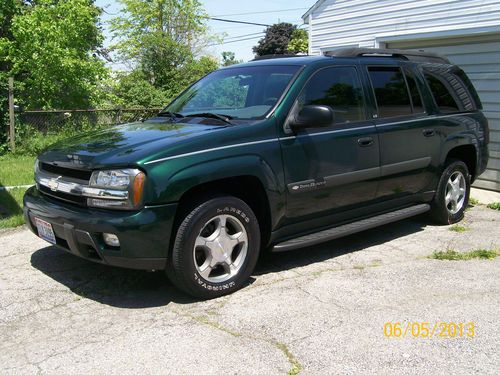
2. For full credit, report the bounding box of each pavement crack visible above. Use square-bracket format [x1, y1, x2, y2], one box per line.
[273, 340, 302, 375]
[171, 308, 303, 374]
[296, 284, 327, 304]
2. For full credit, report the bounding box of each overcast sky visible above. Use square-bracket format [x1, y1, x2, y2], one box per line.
[95, 0, 316, 68]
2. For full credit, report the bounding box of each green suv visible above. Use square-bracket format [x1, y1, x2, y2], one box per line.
[24, 48, 489, 299]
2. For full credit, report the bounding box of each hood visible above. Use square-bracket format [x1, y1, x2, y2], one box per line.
[38, 118, 227, 169]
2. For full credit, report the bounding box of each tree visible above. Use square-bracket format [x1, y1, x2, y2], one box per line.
[3, 0, 108, 109]
[0, 1, 23, 74]
[221, 51, 242, 67]
[110, 0, 218, 104]
[288, 29, 308, 54]
[110, 71, 170, 108]
[253, 22, 297, 56]
[1, 0, 26, 147]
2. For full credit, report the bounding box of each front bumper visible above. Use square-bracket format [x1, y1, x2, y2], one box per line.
[23, 187, 177, 270]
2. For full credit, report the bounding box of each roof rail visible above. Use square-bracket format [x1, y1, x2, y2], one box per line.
[252, 54, 308, 61]
[324, 48, 451, 64]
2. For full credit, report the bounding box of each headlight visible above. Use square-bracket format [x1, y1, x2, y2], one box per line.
[91, 170, 133, 188]
[87, 169, 146, 210]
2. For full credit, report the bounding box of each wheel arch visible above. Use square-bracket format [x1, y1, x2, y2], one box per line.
[162, 155, 283, 250]
[443, 143, 478, 181]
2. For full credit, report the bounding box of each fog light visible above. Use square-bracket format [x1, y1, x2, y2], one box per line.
[103, 233, 120, 247]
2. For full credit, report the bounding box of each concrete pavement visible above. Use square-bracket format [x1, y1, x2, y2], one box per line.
[1, 205, 499, 374]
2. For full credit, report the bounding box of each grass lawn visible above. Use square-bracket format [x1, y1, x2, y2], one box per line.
[0, 154, 35, 229]
[0, 154, 36, 186]
[0, 187, 28, 229]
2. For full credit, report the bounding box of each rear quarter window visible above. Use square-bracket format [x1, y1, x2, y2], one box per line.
[422, 64, 480, 113]
[424, 73, 461, 113]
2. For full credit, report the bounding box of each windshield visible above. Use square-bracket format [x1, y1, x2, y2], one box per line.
[164, 65, 301, 120]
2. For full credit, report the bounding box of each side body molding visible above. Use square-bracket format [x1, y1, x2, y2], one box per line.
[287, 157, 432, 194]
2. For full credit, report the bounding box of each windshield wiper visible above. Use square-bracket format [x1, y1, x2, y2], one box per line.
[157, 111, 185, 120]
[185, 112, 234, 125]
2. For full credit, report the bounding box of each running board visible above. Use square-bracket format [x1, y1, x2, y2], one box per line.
[272, 204, 430, 252]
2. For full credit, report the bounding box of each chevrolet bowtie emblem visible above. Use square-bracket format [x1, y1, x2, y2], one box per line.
[48, 176, 62, 192]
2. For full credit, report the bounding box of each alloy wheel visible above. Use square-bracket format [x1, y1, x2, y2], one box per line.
[193, 215, 248, 283]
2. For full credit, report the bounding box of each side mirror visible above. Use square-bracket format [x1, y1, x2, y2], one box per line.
[289, 105, 334, 131]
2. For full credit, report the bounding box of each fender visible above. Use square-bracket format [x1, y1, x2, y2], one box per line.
[440, 133, 478, 164]
[438, 111, 488, 176]
[145, 154, 285, 228]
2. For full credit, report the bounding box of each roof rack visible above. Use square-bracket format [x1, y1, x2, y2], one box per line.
[324, 48, 451, 64]
[252, 54, 308, 61]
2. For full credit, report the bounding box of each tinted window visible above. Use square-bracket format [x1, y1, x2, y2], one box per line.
[298, 66, 365, 124]
[405, 72, 425, 113]
[424, 73, 460, 113]
[368, 67, 412, 118]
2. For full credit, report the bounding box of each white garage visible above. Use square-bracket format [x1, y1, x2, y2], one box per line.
[303, 0, 500, 192]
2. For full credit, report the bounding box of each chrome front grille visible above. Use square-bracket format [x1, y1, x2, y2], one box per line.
[38, 184, 88, 206]
[35, 162, 129, 207]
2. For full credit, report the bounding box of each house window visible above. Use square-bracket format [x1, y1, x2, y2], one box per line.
[298, 66, 365, 124]
[368, 67, 412, 118]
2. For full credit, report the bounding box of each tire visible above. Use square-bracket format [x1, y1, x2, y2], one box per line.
[430, 159, 470, 224]
[166, 196, 261, 299]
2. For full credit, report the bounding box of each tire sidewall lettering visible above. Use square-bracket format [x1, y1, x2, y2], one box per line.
[194, 272, 236, 291]
[216, 206, 250, 223]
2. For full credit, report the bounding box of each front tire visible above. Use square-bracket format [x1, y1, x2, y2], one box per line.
[430, 159, 470, 224]
[167, 196, 261, 299]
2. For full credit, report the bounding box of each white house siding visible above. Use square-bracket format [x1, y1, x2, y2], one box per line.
[304, 0, 500, 191]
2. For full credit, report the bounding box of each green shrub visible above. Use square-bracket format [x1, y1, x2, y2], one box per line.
[7, 120, 109, 157]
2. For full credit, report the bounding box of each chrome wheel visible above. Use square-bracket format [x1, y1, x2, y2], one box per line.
[193, 215, 248, 283]
[445, 171, 466, 215]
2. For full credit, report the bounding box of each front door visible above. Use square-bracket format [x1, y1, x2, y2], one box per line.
[280, 65, 380, 223]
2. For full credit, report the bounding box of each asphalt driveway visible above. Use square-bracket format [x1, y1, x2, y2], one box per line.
[1, 205, 499, 374]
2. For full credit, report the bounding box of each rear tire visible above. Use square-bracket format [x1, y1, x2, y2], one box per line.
[430, 159, 470, 224]
[166, 196, 260, 299]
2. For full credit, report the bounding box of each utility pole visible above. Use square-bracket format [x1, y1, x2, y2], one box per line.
[8, 77, 15, 152]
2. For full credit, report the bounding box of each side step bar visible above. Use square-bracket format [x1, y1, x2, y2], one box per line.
[272, 204, 430, 252]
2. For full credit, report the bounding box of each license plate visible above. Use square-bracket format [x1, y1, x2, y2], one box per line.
[35, 217, 56, 244]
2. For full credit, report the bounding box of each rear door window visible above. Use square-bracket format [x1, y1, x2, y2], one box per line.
[368, 67, 412, 118]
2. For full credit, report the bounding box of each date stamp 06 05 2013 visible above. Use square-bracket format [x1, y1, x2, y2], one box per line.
[384, 322, 475, 338]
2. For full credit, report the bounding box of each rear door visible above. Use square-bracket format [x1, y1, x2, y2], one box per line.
[280, 65, 380, 222]
[365, 64, 440, 200]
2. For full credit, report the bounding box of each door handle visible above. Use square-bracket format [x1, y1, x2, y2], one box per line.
[423, 129, 435, 137]
[357, 137, 374, 147]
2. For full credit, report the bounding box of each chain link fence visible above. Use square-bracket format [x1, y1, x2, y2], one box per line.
[18, 108, 162, 133]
